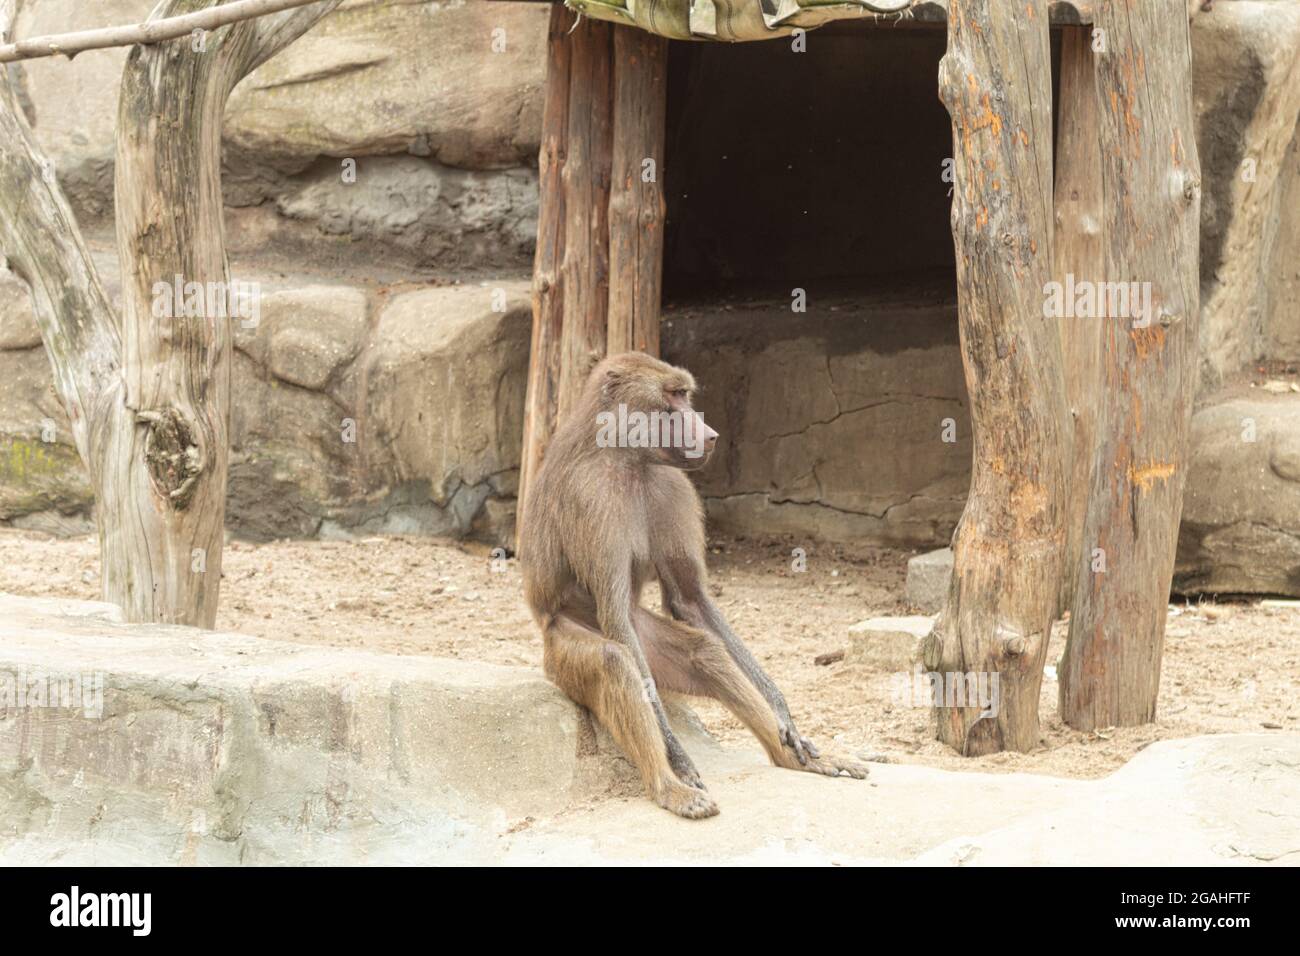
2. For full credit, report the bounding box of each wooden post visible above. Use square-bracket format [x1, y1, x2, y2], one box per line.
[1054, 26, 1104, 616]
[519, 3, 574, 527]
[607, 26, 668, 357]
[1059, 2, 1201, 730]
[925, 0, 1067, 755]
[519, 9, 617, 526]
[556, 14, 614, 418]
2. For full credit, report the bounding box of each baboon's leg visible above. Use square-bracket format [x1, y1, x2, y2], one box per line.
[635, 608, 869, 780]
[542, 613, 719, 819]
[554, 599, 706, 790]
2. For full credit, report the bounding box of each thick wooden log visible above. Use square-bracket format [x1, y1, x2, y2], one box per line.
[607, 25, 667, 357]
[924, 0, 1067, 755]
[555, 15, 614, 418]
[105, 0, 340, 627]
[1054, 26, 1105, 615]
[1059, 1, 1202, 730]
[0, 0, 339, 627]
[518, 2, 574, 530]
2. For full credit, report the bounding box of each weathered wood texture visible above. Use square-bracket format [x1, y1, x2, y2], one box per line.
[0, 0, 340, 626]
[925, 0, 1067, 755]
[520, 17, 667, 527]
[1054, 26, 1105, 615]
[555, 14, 615, 419]
[509, 0, 1097, 28]
[607, 25, 667, 357]
[518, 2, 574, 532]
[1059, 1, 1201, 730]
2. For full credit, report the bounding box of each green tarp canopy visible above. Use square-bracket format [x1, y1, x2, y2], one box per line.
[566, 0, 916, 42]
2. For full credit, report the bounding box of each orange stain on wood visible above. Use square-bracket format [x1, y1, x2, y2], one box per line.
[971, 94, 1003, 139]
[1130, 325, 1166, 361]
[1128, 461, 1176, 493]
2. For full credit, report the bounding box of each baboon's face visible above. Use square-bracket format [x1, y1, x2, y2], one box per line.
[656, 385, 717, 470]
[599, 358, 719, 470]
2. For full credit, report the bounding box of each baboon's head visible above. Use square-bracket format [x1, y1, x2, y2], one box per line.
[587, 351, 718, 470]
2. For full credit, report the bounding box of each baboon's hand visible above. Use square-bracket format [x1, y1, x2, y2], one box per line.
[666, 734, 707, 791]
[777, 715, 820, 765]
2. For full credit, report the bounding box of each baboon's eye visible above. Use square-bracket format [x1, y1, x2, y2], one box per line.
[669, 389, 688, 401]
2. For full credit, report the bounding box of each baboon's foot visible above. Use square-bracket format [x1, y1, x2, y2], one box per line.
[775, 744, 870, 780]
[654, 779, 720, 819]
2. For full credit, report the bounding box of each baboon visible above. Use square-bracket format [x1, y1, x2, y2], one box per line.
[520, 352, 867, 819]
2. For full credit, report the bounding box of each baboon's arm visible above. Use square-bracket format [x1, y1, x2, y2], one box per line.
[657, 560, 820, 764]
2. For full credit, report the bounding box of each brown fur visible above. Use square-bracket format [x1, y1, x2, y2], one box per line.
[519, 352, 867, 819]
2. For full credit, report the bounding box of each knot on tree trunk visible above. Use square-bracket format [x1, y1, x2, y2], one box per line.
[138, 407, 203, 509]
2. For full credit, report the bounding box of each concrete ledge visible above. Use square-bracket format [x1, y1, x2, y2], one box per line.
[2, 593, 1297, 865]
[0, 593, 641, 864]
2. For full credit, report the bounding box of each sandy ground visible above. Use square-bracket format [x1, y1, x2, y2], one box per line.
[1, 527, 1296, 779]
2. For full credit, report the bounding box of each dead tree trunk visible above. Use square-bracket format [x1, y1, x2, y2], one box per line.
[924, 0, 1068, 755]
[519, 9, 617, 522]
[1054, 26, 1105, 615]
[555, 14, 614, 419]
[0, 0, 340, 627]
[519, 3, 573, 529]
[607, 25, 668, 357]
[1058, 2, 1201, 729]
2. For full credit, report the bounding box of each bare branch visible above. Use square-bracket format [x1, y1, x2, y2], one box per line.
[0, 0, 332, 64]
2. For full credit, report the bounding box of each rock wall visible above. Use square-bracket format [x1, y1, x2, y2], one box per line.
[1176, 393, 1300, 596]
[1193, 0, 1300, 383]
[2, 1, 1299, 594]
[1, 261, 531, 543]
[661, 290, 971, 548]
[1266, 113, 1300, 359]
[10, 0, 545, 270]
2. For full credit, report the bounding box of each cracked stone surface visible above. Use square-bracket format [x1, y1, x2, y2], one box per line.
[662, 288, 973, 548]
[1, 593, 1295, 866]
